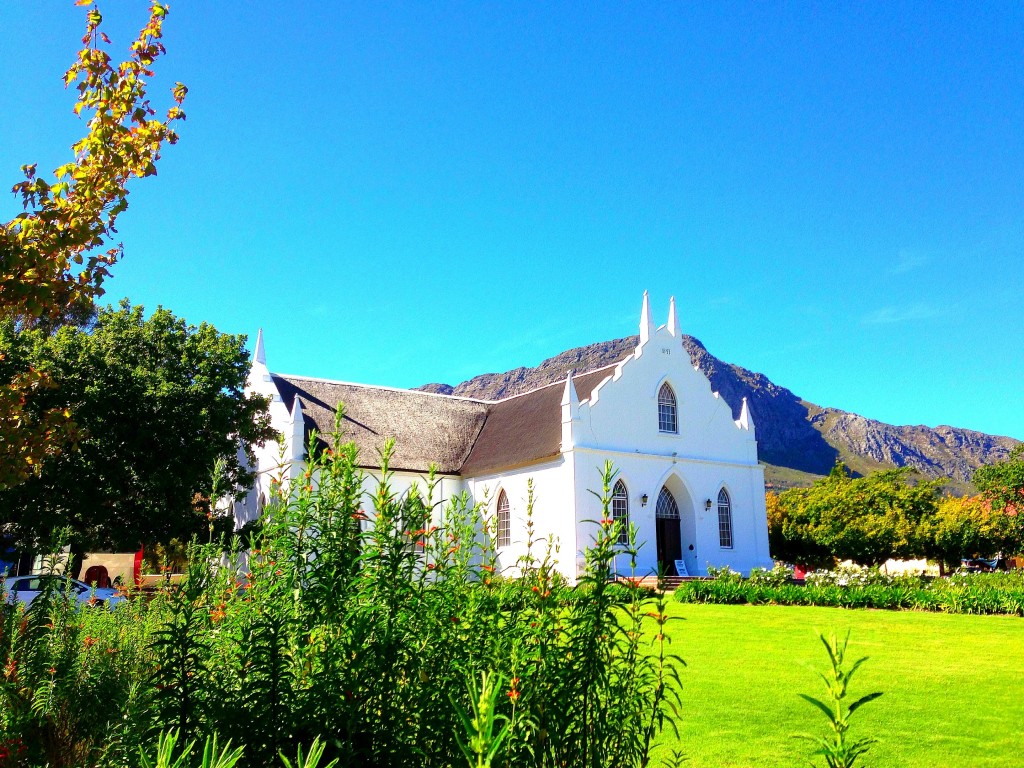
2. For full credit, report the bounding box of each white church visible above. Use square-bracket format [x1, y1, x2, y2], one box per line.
[238, 293, 773, 580]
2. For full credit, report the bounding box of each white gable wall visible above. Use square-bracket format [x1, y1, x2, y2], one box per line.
[564, 313, 770, 577]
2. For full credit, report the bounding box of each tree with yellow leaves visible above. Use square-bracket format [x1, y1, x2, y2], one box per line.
[0, 1, 185, 487]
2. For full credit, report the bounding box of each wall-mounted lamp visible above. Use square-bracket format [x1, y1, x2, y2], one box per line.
[641, 493, 649, 507]
[704, 498, 713, 510]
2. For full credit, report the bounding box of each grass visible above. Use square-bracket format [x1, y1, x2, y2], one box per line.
[654, 602, 1023, 767]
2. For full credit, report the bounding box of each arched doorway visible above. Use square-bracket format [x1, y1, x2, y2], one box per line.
[655, 487, 681, 574]
[654, 476, 698, 576]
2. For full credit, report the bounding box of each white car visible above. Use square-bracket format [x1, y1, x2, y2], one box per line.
[2, 574, 125, 609]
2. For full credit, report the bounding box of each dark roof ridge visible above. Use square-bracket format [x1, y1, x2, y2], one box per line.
[484, 359, 625, 404]
[272, 372, 491, 404]
[273, 356, 628, 407]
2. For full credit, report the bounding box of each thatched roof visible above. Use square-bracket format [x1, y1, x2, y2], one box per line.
[272, 375, 488, 474]
[271, 363, 619, 477]
[459, 366, 615, 476]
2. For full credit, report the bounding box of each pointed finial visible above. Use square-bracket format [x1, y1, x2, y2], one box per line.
[252, 328, 266, 365]
[667, 296, 680, 337]
[561, 370, 579, 407]
[738, 396, 753, 431]
[639, 291, 653, 346]
[290, 395, 304, 423]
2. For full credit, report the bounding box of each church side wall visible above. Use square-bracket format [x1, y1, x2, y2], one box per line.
[464, 458, 577, 581]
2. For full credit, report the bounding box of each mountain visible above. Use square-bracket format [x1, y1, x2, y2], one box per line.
[418, 335, 1020, 489]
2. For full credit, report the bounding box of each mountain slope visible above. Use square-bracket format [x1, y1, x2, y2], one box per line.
[418, 335, 1020, 486]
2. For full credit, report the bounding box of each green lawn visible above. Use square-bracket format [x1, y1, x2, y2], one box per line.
[654, 603, 1023, 767]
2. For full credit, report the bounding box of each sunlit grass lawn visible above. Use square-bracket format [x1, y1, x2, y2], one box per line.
[654, 602, 1023, 767]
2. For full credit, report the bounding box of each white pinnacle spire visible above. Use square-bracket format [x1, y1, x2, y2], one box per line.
[639, 291, 653, 346]
[560, 371, 579, 451]
[667, 296, 680, 337]
[287, 395, 307, 471]
[738, 397, 753, 431]
[560, 371, 579, 407]
[252, 328, 266, 365]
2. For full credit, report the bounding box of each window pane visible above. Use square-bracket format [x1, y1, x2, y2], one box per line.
[497, 491, 511, 547]
[717, 489, 733, 548]
[612, 480, 629, 545]
[655, 487, 679, 519]
[658, 384, 677, 433]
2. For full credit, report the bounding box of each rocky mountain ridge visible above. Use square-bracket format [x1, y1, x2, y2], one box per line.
[418, 335, 1020, 486]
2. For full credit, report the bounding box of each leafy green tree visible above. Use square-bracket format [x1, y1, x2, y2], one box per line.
[973, 444, 1024, 554]
[918, 495, 1015, 574]
[0, 2, 185, 488]
[766, 490, 834, 569]
[768, 463, 943, 567]
[0, 302, 275, 553]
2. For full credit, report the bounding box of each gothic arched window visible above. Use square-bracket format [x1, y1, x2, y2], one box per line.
[658, 383, 678, 434]
[718, 488, 733, 549]
[496, 490, 511, 547]
[612, 480, 629, 545]
[655, 486, 680, 519]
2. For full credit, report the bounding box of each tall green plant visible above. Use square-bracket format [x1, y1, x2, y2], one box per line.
[150, 551, 214, 742]
[0, 410, 685, 768]
[797, 632, 882, 768]
[138, 730, 243, 768]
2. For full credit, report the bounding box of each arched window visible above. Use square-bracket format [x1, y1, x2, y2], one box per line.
[496, 490, 511, 547]
[717, 488, 733, 549]
[658, 383, 678, 433]
[611, 480, 629, 545]
[655, 486, 680, 519]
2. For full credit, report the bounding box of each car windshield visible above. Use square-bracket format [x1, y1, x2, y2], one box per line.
[11, 576, 87, 594]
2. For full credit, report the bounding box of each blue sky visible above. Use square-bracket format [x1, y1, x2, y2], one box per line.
[1, 1, 1021, 440]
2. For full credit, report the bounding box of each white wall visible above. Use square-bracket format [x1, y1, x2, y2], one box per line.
[574, 325, 756, 465]
[571, 448, 771, 576]
[465, 457, 577, 579]
[564, 321, 770, 576]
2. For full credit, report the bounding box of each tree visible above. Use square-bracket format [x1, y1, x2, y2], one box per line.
[972, 444, 1024, 556]
[0, 1, 185, 488]
[918, 495, 1015, 574]
[0, 302, 275, 553]
[766, 490, 834, 569]
[767, 463, 943, 568]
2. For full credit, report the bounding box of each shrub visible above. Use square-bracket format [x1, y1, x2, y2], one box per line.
[0, 421, 683, 768]
[675, 566, 1024, 616]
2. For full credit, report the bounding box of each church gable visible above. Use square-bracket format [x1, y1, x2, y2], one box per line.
[572, 294, 756, 464]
